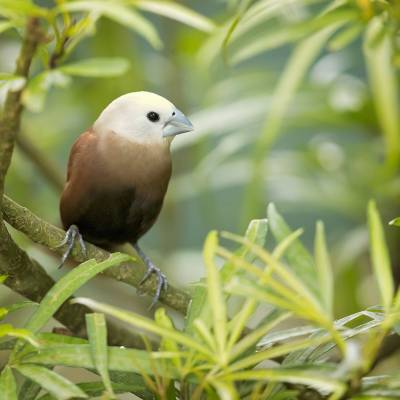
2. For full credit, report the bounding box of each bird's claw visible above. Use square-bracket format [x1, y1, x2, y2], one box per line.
[139, 264, 168, 309]
[56, 225, 86, 269]
[134, 244, 167, 309]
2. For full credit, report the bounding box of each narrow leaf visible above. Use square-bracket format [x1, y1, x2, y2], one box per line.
[59, 1, 162, 48]
[86, 313, 115, 398]
[267, 204, 318, 294]
[60, 58, 130, 77]
[135, 0, 215, 32]
[364, 16, 400, 169]
[15, 365, 87, 400]
[203, 231, 227, 357]
[0, 366, 17, 400]
[24, 253, 131, 334]
[367, 201, 394, 312]
[314, 221, 333, 317]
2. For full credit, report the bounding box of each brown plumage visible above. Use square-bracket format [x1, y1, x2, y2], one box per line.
[58, 91, 193, 306]
[60, 129, 172, 247]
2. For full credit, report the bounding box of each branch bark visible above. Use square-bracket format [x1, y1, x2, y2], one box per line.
[0, 223, 147, 348]
[3, 195, 190, 314]
[0, 18, 44, 202]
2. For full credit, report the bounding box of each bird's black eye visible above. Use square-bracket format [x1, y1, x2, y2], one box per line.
[147, 111, 160, 122]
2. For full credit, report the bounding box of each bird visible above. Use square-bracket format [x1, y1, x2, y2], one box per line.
[58, 91, 193, 307]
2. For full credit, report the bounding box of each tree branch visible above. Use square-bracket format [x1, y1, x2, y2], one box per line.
[0, 222, 146, 348]
[3, 195, 190, 314]
[0, 18, 45, 202]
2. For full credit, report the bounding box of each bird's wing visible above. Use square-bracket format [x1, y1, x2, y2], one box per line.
[60, 129, 98, 229]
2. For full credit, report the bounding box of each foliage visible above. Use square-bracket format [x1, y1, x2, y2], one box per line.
[0, 204, 399, 399]
[1, 0, 400, 399]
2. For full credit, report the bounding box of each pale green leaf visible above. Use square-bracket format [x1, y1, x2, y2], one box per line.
[364, 16, 400, 169]
[0, 366, 17, 400]
[267, 204, 318, 294]
[15, 365, 87, 400]
[60, 57, 130, 77]
[224, 368, 345, 398]
[72, 298, 212, 357]
[212, 380, 239, 400]
[0, 20, 15, 34]
[185, 219, 267, 334]
[0, 324, 39, 347]
[59, 1, 162, 48]
[203, 231, 227, 357]
[135, 0, 215, 32]
[23, 253, 132, 334]
[367, 201, 394, 313]
[230, 8, 356, 64]
[389, 217, 400, 227]
[0, 0, 48, 18]
[86, 313, 115, 398]
[328, 23, 363, 51]
[21, 344, 178, 378]
[314, 221, 333, 317]
[36, 380, 151, 400]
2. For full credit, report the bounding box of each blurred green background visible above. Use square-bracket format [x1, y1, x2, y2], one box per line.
[1, 0, 399, 324]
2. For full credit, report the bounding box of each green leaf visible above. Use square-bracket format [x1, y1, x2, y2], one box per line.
[86, 313, 115, 398]
[0, 301, 37, 322]
[364, 16, 400, 169]
[0, 324, 39, 347]
[18, 378, 42, 400]
[60, 57, 130, 77]
[367, 201, 394, 313]
[185, 219, 268, 334]
[0, 0, 48, 18]
[328, 23, 363, 51]
[267, 204, 318, 294]
[154, 308, 180, 368]
[20, 344, 178, 378]
[389, 217, 400, 227]
[15, 364, 87, 400]
[0, 20, 15, 34]
[0, 366, 17, 400]
[72, 298, 212, 357]
[59, 1, 162, 49]
[212, 380, 239, 400]
[36, 380, 151, 400]
[314, 221, 333, 317]
[135, 0, 215, 32]
[230, 8, 356, 64]
[224, 368, 345, 398]
[23, 253, 131, 335]
[0, 73, 26, 91]
[203, 231, 227, 358]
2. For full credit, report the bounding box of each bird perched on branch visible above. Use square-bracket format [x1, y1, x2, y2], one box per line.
[59, 91, 193, 307]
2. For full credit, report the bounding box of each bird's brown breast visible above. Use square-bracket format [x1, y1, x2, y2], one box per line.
[60, 129, 172, 245]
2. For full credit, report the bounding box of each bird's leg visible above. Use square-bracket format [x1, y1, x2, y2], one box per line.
[133, 243, 168, 309]
[56, 224, 87, 269]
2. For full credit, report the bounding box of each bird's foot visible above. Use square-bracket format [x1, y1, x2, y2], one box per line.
[56, 224, 87, 269]
[134, 244, 168, 309]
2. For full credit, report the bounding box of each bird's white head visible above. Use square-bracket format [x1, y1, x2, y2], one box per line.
[93, 91, 193, 145]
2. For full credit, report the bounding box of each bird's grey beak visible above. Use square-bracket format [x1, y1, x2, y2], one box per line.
[162, 109, 193, 137]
